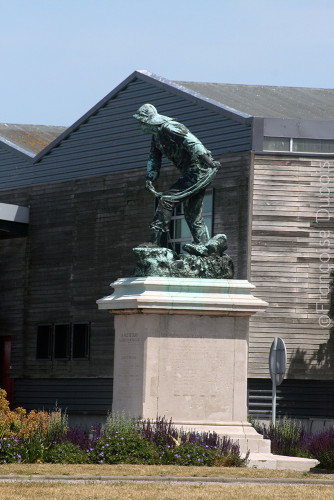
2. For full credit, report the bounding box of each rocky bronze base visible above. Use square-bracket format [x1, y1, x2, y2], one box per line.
[132, 234, 234, 279]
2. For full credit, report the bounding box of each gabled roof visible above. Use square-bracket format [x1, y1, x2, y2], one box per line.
[175, 82, 334, 121]
[32, 70, 334, 163]
[0, 123, 66, 157]
[33, 70, 254, 163]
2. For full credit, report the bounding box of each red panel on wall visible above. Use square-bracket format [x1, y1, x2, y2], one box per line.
[1, 337, 14, 407]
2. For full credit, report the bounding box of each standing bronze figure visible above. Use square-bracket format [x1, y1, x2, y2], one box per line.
[133, 104, 221, 252]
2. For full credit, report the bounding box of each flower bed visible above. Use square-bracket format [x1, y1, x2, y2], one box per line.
[0, 390, 246, 466]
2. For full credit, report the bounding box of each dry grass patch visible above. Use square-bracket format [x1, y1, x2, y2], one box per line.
[0, 463, 333, 481]
[0, 483, 333, 500]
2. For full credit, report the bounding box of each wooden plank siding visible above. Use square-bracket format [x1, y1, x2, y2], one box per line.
[0, 151, 250, 384]
[14, 379, 113, 415]
[0, 235, 27, 379]
[0, 145, 31, 380]
[213, 152, 250, 279]
[1, 166, 153, 381]
[249, 155, 334, 380]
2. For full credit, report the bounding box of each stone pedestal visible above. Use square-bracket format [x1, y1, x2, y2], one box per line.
[97, 276, 321, 469]
[97, 277, 270, 454]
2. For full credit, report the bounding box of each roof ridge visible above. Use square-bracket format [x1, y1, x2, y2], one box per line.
[0, 136, 35, 158]
[175, 81, 334, 91]
[0, 123, 66, 128]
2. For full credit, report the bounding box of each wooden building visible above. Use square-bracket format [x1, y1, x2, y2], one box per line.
[0, 71, 333, 422]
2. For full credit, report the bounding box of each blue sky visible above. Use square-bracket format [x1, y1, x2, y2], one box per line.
[2, 0, 334, 126]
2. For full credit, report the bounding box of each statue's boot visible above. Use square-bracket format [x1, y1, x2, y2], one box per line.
[184, 234, 228, 257]
[138, 230, 162, 248]
[183, 242, 208, 256]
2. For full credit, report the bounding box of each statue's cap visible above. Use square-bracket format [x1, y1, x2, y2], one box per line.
[133, 103, 166, 125]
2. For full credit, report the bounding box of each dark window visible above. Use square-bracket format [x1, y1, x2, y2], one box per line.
[54, 324, 70, 359]
[37, 322, 90, 360]
[72, 323, 90, 359]
[36, 324, 52, 359]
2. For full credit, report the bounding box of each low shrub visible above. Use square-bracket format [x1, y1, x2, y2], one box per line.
[88, 431, 159, 464]
[0, 389, 68, 446]
[102, 411, 139, 437]
[250, 417, 310, 458]
[159, 442, 215, 466]
[0, 435, 24, 464]
[141, 417, 247, 467]
[308, 428, 334, 470]
[45, 441, 88, 464]
[141, 417, 179, 449]
[64, 424, 102, 450]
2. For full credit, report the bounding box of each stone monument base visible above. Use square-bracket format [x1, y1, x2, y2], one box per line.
[97, 277, 318, 470]
[97, 277, 270, 454]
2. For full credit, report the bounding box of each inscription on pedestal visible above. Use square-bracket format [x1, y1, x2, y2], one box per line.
[156, 337, 235, 420]
[113, 313, 249, 422]
[113, 330, 143, 415]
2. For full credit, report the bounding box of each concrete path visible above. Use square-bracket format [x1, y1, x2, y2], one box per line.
[0, 474, 332, 486]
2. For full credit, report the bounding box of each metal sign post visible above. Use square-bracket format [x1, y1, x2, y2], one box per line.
[269, 337, 287, 427]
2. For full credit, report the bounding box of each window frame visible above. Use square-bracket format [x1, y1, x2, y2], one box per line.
[36, 322, 90, 361]
[263, 136, 334, 154]
[71, 322, 90, 360]
[36, 324, 52, 360]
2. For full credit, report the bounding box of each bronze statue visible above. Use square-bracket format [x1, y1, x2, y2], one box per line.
[133, 104, 221, 253]
[132, 104, 234, 279]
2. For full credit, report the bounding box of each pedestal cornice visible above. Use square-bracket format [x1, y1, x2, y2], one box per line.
[97, 276, 268, 316]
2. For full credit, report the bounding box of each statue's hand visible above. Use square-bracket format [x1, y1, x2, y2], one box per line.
[199, 154, 221, 169]
[146, 180, 153, 190]
[212, 160, 222, 169]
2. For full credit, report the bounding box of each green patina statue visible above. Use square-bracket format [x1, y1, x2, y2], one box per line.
[133, 104, 234, 279]
[133, 103, 221, 252]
